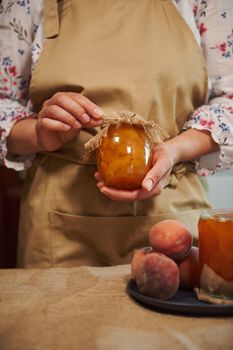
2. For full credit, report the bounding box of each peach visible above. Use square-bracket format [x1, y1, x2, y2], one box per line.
[131, 247, 153, 280]
[135, 252, 179, 300]
[178, 246, 200, 290]
[149, 219, 192, 261]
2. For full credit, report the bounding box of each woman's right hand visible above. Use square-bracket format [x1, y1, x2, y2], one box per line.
[36, 92, 103, 152]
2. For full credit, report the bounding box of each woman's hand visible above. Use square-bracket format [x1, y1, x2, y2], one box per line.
[95, 127, 219, 202]
[36, 92, 103, 152]
[95, 142, 175, 201]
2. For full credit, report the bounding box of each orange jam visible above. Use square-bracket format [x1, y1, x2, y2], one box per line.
[198, 210, 233, 282]
[96, 124, 153, 190]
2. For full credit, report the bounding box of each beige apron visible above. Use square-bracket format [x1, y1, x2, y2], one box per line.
[18, 0, 211, 268]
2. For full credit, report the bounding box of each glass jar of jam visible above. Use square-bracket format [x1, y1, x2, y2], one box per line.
[198, 210, 233, 299]
[96, 124, 153, 190]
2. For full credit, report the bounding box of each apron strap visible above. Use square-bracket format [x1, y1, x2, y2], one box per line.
[44, 0, 59, 38]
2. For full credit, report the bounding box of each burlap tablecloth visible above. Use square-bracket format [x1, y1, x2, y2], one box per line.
[0, 265, 232, 350]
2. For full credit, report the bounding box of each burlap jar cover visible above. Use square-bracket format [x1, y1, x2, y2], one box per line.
[85, 111, 169, 153]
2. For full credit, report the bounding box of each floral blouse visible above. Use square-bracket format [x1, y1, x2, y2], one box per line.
[0, 0, 233, 174]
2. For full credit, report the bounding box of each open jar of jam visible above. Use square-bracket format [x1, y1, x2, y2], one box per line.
[198, 210, 233, 302]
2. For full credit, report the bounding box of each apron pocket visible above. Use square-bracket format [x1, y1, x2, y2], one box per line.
[48, 210, 200, 267]
[49, 211, 151, 267]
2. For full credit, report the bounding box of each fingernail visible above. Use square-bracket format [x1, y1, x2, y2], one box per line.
[93, 108, 103, 118]
[74, 121, 81, 129]
[144, 179, 154, 191]
[81, 113, 90, 123]
[64, 124, 71, 130]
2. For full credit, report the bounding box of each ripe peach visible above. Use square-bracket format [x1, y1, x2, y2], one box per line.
[131, 247, 153, 280]
[135, 252, 179, 300]
[178, 246, 200, 290]
[149, 219, 192, 261]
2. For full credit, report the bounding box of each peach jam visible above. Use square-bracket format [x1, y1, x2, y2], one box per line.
[96, 124, 153, 190]
[198, 210, 233, 282]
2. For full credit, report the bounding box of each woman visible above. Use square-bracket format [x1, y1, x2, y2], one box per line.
[0, 0, 232, 267]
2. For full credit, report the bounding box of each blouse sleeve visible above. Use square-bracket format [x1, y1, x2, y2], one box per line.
[0, 0, 42, 171]
[183, 0, 233, 175]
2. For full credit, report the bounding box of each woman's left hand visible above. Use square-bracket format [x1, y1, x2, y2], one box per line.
[95, 142, 175, 201]
[96, 127, 220, 201]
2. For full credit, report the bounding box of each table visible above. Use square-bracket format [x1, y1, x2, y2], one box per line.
[0, 265, 232, 350]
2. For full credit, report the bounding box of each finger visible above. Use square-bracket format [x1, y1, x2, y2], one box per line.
[100, 184, 167, 201]
[48, 93, 92, 125]
[39, 117, 71, 131]
[97, 172, 169, 201]
[84, 118, 103, 128]
[69, 93, 104, 119]
[142, 176, 167, 198]
[40, 105, 82, 130]
[94, 172, 102, 181]
[96, 181, 104, 190]
[99, 186, 141, 202]
[142, 158, 171, 192]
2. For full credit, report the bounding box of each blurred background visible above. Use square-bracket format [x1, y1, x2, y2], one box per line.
[207, 169, 233, 210]
[0, 165, 232, 268]
[0, 166, 22, 268]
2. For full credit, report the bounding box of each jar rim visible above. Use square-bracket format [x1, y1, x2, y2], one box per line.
[200, 209, 233, 221]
